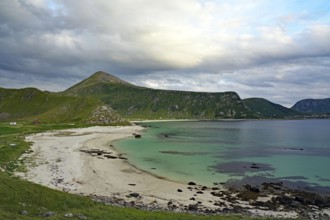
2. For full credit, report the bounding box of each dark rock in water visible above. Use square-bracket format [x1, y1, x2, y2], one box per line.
[188, 182, 196, 186]
[190, 197, 195, 201]
[201, 186, 208, 190]
[177, 189, 183, 192]
[250, 164, 260, 169]
[134, 134, 142, 138]
[196, 191, 204, 194]
[284, 147, 304, 151]
[128, 183, 136, 186]
[210, 161, 274, 175]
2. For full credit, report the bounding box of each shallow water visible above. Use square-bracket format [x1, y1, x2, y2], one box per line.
[116, 120, 330, 192]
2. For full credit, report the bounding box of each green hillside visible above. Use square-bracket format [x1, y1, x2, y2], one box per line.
[243, 98, 301, 118]
[64, 71, 257, 119]
[0, 87, 125, 124]
[3, 71, 312, 122]
[291, 98, 330, 113]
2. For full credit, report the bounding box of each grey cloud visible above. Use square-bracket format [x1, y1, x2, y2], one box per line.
[0, 0, 329, 106]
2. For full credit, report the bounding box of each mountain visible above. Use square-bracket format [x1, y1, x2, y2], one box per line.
[65, 72, 257, 119]
[64, 71, 133, 96]
[0, 87, 125, 124]
[2, 71, 313, 123]
[291, 98, 330, 113]
[243, 98, 301, 118]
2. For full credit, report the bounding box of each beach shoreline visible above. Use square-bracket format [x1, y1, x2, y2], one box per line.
[15, 125, 329, 219]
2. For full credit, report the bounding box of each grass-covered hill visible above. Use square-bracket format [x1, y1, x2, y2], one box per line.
[2, 71, 311, 123]
[64, 71, 257, 119]
[243, 98, 301, 118]
[0, 87, 125, 124]
[291, 98, 330, 113]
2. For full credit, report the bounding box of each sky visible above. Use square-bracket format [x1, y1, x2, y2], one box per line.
[0, 0, 330, 107]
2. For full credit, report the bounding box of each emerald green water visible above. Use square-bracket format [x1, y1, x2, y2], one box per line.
[116, 120, 330, 192]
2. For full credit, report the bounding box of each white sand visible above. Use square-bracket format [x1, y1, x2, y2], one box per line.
[16, 125, 298, 218]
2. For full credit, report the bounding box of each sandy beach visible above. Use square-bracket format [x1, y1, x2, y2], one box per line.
[15, 125, 302, 218]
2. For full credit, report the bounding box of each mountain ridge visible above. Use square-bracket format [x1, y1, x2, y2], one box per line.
[243, 98, 301, 118]
[291, 98, 330, 113]
[1, 71, 326, 122]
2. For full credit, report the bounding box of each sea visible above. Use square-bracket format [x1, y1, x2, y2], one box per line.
[115, 119, 330, 193]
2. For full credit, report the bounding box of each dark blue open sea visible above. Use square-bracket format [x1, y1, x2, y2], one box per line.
[116, 119, 330, 193]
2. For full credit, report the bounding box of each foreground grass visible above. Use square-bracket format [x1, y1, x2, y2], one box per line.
[0, 122, 285, 220]
[1, 172, 254, 220]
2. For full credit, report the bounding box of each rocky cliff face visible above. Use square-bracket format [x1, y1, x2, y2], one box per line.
[291, 98, 330, 113]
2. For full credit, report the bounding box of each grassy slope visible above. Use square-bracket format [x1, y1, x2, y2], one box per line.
[243, 98, 301, 118]
[0, 123, 282, 220]
[0, 87, 125, 124]
[65, 82, 256, 120]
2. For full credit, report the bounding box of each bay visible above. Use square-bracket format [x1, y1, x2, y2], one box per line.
[115, 119, 330, 192]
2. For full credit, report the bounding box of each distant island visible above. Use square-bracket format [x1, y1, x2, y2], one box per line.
[1, 71, 329, 124]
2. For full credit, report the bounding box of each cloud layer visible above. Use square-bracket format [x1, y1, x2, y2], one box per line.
[0, 0, 330, 106]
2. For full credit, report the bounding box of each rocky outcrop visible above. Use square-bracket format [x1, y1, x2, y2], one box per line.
[85, 105, 126, 125]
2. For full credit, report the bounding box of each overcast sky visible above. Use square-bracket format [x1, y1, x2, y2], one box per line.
[1, 0, 330, 107]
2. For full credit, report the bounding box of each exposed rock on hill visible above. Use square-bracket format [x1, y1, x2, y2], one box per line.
[85, 105, 126, 125]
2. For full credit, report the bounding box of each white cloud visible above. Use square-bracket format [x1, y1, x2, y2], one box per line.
[0, 0, 330, 106]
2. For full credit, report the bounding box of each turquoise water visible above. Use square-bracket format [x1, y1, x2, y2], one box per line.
[116, 120, 330, 191]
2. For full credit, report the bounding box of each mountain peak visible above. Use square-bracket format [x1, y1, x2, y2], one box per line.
[64, 71, 133, 95]
[88, 71, 132, 85]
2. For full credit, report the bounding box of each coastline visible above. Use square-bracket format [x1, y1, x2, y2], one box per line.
[15, 125, 329, 218]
